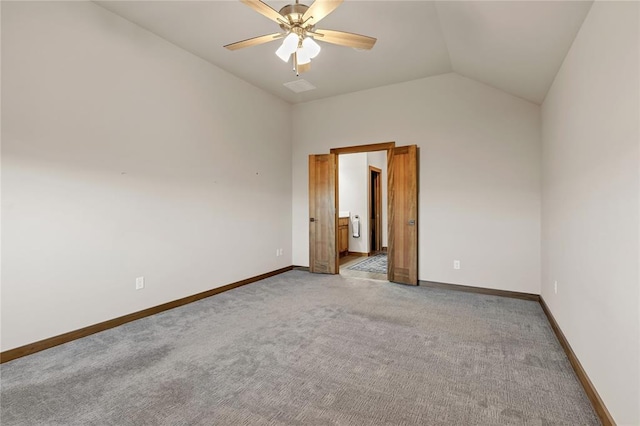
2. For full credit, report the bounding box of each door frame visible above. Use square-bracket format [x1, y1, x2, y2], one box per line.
[330, 142, 395, 274]
[369, 166, 382, 253]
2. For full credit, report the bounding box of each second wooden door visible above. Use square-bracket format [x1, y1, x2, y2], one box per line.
[388, 145, 418, 285]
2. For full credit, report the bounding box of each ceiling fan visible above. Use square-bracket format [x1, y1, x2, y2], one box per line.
[224, 0, 377, 75]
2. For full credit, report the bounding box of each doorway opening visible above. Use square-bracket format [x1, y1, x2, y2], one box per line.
[308, 142, 418, 285]
[336, 152, 388, 281]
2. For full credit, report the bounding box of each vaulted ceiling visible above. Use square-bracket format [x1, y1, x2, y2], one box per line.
[95, 1, 593, 104]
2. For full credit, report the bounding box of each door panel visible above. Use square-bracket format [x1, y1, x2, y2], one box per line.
[369, 167, 383, 253]
[374, 171, 382, 252]
[309, 154, 338, 274]
[388, 145, 418, 285]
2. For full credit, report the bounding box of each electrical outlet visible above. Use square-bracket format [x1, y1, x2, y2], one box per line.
[453, 260, 461, 270]
[554, 280, 558, 294]
[135, 276, 144, 290]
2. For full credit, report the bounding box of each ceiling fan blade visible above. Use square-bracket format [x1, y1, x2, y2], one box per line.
[224, 33, 284, 51]
[240, 0, 283, 24]
[302, 0, 343, 26]
[313, 29, 376, 50]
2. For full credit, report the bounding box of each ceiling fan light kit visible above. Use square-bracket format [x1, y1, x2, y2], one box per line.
[275, 33, 299, 61]
[224, 0, 376, 76]
[296, 47, 311, 65]
[302, 37, 321, 58]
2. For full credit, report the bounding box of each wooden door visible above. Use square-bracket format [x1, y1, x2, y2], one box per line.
[388, 145, 418, 285]
[369, 167, 382, 253]
[309, 154, 338, 274]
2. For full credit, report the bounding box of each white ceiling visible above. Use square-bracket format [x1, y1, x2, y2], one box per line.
[95, 1, 593, 105]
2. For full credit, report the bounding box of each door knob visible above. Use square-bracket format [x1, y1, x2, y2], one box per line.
[408, 220, 416, 226]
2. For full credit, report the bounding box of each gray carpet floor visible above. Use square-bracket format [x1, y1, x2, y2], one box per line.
[1, 271, 599, 425]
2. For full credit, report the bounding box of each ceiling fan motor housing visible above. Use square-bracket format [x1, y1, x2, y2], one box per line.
[278, 3, 310, 31]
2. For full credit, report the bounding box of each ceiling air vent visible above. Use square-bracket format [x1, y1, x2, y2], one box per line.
[283, 79, 316, 93]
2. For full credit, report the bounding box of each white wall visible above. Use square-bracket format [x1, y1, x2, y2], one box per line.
[338, 153, 368, 253]
[292, 73, 541, 294]
[541, 2, 640, 424]
[1, 1, 292, 351]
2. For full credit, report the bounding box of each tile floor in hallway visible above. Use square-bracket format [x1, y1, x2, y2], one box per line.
[339, 253, 388, 281]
